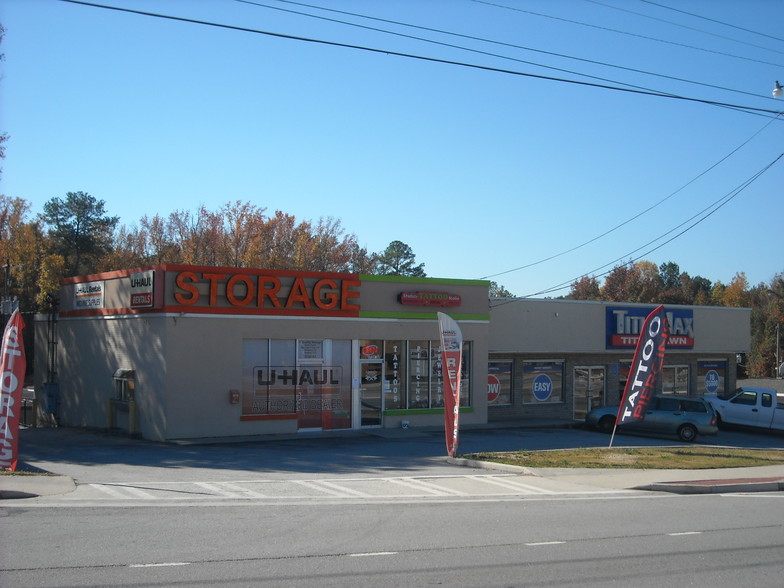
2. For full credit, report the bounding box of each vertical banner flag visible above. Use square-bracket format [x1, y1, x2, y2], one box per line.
[615, 305, 669, 427]
[437, 312, 463, 458]
[1, 310, 27, 472]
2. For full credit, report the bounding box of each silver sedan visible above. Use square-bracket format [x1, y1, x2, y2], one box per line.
[585, 395, 718, 442]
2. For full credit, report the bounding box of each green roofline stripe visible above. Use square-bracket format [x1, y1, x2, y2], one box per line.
[360, 274, 490, 287]
[359, 311, 490, 321]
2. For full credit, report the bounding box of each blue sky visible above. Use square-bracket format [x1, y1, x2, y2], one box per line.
[2, 0, 783, 297]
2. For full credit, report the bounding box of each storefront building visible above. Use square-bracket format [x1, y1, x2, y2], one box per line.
[34, 266, 751, 441]
[487, 298, 751, 423]
[34, 265, 490, 441]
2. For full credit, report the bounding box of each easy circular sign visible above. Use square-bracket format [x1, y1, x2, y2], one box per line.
[487, 374, 501, 403]
[704, 370, 720, 394]
[532, 374, 553, 402]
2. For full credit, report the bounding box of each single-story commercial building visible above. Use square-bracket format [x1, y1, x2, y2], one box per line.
[34, 265, 490, 441]
[33, 265, 751, 441]
[486, 298, 749, 422]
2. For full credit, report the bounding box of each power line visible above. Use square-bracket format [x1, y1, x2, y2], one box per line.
[584, 0, 784, 56]
[60, 0, 784, 118]
[504, 153, 784, 300]
[246, 0, 776, 102]
[639, 0, 784, 44]
[473, 0, 784, 68]
[481, 114, 782, 281]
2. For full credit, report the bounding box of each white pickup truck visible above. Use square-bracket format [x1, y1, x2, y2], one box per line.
[703, 386, 784, 431]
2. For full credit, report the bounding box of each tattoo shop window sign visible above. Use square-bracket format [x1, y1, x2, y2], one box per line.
[74, 281, 104, 309]
[398, 291, 461, 307]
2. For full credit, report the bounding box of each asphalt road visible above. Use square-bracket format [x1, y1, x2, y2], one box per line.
[2, 424, 783, 587]
[2, 492, 783, 587]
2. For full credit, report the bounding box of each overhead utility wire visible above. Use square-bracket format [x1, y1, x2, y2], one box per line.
[503, 153, 784, 301]
[237, 0, 711, 100]
[61, 0, 784, 119]
[639, 0, 784, 44]
[584, 0, 784, 56]
[492, 154, 781, 304]
[472, 0, 784, 68]
[253, 0, 771, 102]
[481, 114, 782, 281]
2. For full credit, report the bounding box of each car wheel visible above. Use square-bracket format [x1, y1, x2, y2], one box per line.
[598, 415, 615, 434]
[677, 424, 698, 442]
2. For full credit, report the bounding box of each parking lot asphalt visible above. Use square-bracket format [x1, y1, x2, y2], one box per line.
[2, 422, 783, 500]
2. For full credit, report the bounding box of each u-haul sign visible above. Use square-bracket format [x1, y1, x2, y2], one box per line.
[74, 281, 104, 309]
[130, 270, 154, 308]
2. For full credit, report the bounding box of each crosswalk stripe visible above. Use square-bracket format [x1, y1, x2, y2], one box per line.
[90, 484, 154, 499]
[388, 477, 467, 496]
[194, 482, 246, 498]
[316, 480, 371, 497]
[71, 474, 597, 503]
[90, 484, 129, 498]
[216, 481, 269, 498]
[474, 475, 555, 494]
[292, 480, 360, 497]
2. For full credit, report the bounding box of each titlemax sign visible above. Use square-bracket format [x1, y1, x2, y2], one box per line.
[606, 307, 694, 349]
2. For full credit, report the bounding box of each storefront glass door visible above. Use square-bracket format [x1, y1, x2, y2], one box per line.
[360, 361, 383, 426]
[573, 367, 605, 420]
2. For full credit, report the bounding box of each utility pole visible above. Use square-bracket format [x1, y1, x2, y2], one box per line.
[777, 322, 781, 379]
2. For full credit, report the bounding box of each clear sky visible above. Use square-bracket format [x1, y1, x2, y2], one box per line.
[2, 0, 783, 297]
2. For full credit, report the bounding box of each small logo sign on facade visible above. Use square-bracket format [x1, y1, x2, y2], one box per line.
[399, 291, 461, 307]
[130, 270, 154, 308]
[75, 281, 105, 309]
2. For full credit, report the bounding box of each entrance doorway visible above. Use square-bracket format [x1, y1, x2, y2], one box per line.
[359, 361, 383, 426]
[573, 366, 605, 420]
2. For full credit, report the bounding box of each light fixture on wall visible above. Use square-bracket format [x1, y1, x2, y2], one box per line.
[774, 81, 783, 98]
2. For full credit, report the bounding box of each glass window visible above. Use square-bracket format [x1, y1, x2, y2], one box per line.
[522, 362, 563, 404]
[656, 397, 680, 411]
[617, 362, 631, 405]
[408, 340, 431, 408]
[402, 340, 472, 410]
[488, 362, 513, 406]
[681, 399, 707, 413]
[697, 361, 726, 396]
[460, 341, 472, 408]
[242, 339, 351, 430]
[731, 391, 757, 405]
[383, 341, 405, 410]
[662, 365, 689, 395]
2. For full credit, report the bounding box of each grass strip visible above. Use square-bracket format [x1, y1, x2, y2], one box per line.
[463, 447, 784, 469]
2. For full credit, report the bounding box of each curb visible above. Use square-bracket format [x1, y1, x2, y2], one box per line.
[639, 477, 784, 495]
[0, 475, 77, 500]
[447, 458, 784, 495]
[446, 456, 537, 476]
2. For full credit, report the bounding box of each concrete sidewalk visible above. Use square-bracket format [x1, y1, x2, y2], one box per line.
[449, 457, 784, 495]
[2, 424, 783, 500]
[4, 457, 783, 500]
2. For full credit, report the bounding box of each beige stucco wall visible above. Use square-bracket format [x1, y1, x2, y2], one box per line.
[489, 299, 751, 354]
[40, 266, 490, 441]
